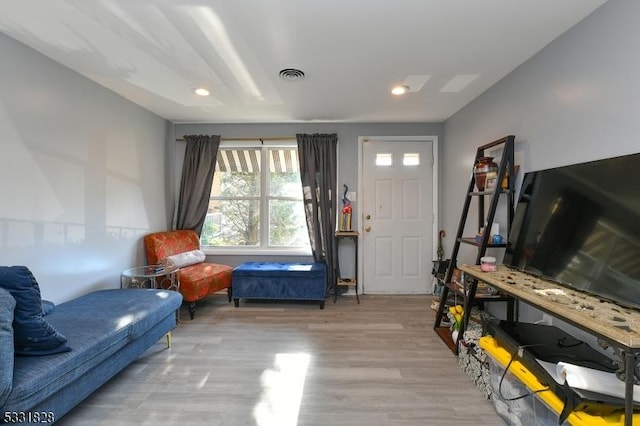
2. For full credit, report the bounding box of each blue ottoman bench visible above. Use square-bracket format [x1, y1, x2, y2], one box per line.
[232, 262, 327, 309]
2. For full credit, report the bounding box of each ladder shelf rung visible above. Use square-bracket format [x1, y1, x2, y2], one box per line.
[457, 237, 507, 248]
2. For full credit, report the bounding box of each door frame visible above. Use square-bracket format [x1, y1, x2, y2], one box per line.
[357, 135, 439, 294]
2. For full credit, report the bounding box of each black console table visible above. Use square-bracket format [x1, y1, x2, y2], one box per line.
[459, 264, 640, 426]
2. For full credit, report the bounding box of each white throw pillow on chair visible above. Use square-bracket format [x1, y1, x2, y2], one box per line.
[162, 250, 206, 268]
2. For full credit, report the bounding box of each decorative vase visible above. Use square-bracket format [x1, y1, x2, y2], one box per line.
[451, 329, 459, 343]
[474, 156, 498, 191]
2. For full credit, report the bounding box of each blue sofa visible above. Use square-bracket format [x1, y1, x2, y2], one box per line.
[0, 288, 182, 425]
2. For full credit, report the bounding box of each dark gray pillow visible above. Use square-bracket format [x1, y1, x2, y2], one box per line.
[0, 266, 70, 356]
[0, 287, 15, 405]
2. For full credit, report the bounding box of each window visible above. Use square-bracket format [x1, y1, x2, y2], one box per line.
[403, 153, 420, 166]
[375, 153, 392, 166]
[200, 142, 310, 251]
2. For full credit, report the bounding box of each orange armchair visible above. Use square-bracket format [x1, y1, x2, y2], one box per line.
[143, 230, 232, 319]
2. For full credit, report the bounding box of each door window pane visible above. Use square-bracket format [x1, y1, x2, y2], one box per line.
[403, 153, 420, 166]
[376, 153, 392, 166]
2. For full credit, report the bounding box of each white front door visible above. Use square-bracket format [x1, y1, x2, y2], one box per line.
[360, 137, 437, 294]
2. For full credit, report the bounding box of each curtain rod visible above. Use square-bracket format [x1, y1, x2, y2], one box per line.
[175, 136, 296, 142]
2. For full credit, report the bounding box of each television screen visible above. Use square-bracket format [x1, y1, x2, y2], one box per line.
[503, 152, 640, 310]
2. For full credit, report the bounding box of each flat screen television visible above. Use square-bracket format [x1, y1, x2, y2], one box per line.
[503, 152, 640, 310]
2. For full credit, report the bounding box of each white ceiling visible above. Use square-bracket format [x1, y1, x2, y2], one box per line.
[0, 0, 607, 124]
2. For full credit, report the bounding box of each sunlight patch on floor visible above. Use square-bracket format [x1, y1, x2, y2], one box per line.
[254, 353, 310, 426]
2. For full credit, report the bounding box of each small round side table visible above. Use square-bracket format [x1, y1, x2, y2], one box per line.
[120, 264, 180, 291]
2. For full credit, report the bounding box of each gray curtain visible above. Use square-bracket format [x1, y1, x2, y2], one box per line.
[174, 134, 220, 235]
[296, 133, 338, 293]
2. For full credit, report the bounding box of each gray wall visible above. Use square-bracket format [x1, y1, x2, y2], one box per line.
[174, 122, 443, 267]
[0, 33, 172, 303]
[443, 0, 638, 323]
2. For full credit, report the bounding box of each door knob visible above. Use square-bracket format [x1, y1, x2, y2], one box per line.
[365, 226, 371, 232]
[365, 214, 371, 220]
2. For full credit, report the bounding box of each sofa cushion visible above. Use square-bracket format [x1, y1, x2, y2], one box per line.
[5, 289, 182, 412]
[0, 266, 71, 356]
[0, 287, 16, 406]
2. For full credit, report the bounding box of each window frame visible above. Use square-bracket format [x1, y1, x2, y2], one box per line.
[201, 140, 311, 256]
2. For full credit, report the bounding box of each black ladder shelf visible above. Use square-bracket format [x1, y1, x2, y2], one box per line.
[433, 135, 516, 354]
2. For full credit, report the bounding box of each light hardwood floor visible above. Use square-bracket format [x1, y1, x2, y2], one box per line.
[59, 294, 505, 426]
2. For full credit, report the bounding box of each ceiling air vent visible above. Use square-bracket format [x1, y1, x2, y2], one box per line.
[279, 68, 305, 81]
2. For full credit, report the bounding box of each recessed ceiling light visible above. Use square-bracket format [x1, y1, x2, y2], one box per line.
[193, 87, 210, 96]
[391, 85, 409, 96]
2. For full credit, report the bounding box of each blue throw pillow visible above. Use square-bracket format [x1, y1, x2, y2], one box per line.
[0, 266, 71, 356]
[0, 287, 15, 406]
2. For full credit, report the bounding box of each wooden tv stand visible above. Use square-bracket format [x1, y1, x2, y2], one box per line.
[459, 264, 640, 426]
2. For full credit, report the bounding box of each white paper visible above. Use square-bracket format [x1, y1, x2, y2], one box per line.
[557, 361, 640, 403]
